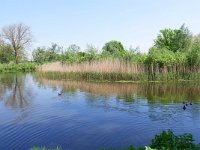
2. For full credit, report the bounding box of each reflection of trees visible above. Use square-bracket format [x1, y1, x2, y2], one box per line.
[0, 74, 33, 108]
[0, 74, 15, 101]
[35, 78, 138, 102]
[36, 75, 200, 104]
[35, 76, 200, 122]
[139, 82, 200, 103]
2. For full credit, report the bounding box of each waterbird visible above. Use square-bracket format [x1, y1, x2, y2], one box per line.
[58, 90, 63, 96]
[190, 102, 192, 105]
[185, 103, 188, 106]
[182, 101, 185, 104]
[183, 105, 186, 110]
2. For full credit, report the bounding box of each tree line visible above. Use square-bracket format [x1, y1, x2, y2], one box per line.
[1, 23, 200, 68]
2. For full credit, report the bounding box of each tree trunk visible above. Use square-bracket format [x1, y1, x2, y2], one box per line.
[14, 48, 19, 64]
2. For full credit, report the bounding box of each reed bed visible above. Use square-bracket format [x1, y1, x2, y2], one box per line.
[40, 59, 145, 74]
[39, 59, 200, 81]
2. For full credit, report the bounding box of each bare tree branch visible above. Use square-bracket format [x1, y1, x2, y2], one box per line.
[1, 23, 33, 64]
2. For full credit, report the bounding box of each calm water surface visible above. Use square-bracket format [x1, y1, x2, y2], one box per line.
[0, 73, 200, 150]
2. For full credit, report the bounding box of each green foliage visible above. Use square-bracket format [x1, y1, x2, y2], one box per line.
[0, 43, 14, 63]
[0, 63, 37, 73]
[102, 40, 125, 56]
[32, 44, 62, 63]
[67, 44, 80, 53]
[154, 24, 192, 52]
[147, 47, 176, 65]
[61, 44, 86, 63]
[39, 72, 147, 82]
[187, 36, 200, 65]
[31, 130, 200, 150]
[32, 47, 50, 63]
[175, 51, 187, 64]
[150, 130, 199, 150]
[30, 146, 61, 150]
[48, 43, 62, 61]
[85, 44, 99, 60]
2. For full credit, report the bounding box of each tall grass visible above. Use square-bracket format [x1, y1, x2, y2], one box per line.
[39, 59, 146, 81]
[40, 59, 145, 74]
[39, 59, 200, 81]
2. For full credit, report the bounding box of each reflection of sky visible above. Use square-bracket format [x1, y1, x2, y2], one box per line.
[0, 74, 200, 149]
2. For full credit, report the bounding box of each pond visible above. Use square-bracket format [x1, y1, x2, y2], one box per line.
[0, 73, 200, 150]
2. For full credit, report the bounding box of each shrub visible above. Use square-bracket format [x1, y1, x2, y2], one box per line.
[150, 130, 200, 150]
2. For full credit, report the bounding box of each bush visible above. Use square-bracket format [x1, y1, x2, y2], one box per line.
[0, 63, 37, 73]
[150, 130, 200, 150]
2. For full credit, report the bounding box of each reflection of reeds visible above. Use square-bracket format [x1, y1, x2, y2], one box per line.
[37, 78, 138, 98]
[36, 76, 200, 103]
[39, 60, 200, 81]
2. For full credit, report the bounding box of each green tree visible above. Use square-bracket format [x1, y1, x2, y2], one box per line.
[154, 24, 192, 52]
[187, 35, 200, 66]
[1, 23, 32, 64]
[48, 43, 62, 61]
[102, 40, 125, 56]
[85, 44, 99, 61]
[147, 47, 176, 66]
[67, 44, 80, 53]
[63, 44, 81, 63]
[0, 41, 14, 63]
[32, 47, 50, 63]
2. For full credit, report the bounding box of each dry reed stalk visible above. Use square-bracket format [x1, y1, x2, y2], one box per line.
[39, 59, 144, 74]
[39, 59, 200, 81]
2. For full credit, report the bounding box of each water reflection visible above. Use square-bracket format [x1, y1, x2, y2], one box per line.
[35, 77, 200, 123]
[1, 74, 200, 150]
[36, 77, 200, 104]
[0, 74, 33, 109]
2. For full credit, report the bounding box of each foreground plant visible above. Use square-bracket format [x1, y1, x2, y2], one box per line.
[30, 146, 61, 150]
[150, 130, 200, 150]
[31, 130, 200, 150]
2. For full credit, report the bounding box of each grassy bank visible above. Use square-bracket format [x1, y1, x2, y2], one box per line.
[0, 63, 37, 73]
[38, 59, 200, 81]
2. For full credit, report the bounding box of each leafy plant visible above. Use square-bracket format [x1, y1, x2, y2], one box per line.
[150, 130, 200, 150]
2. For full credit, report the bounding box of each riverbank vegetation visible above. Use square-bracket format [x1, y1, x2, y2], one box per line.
[0, 63, 37, 72]
[31, 130, 200, 150]
[0, 23, 37, 72]
[33, 24, 200, 81]
[1, 24, 200, 79]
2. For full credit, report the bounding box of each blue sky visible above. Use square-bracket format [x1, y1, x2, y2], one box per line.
[1, 0, 200, 53]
